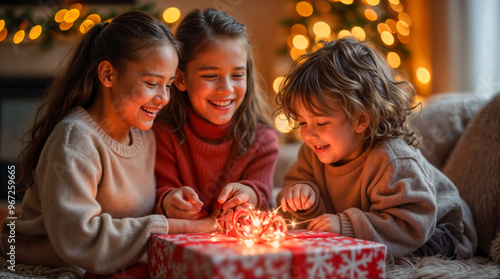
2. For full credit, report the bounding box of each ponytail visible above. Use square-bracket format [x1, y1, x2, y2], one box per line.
[18, 11, 179, 188]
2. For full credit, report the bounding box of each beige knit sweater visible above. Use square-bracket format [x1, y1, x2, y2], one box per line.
[1, 106, 168, 274]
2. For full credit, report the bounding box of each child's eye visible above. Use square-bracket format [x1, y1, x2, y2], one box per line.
[233, 73, 245, 79]
[298, 122, 306, 126]
[201, 74, 217, 79]
[317, 122, 329, 126]
[145, 81, 158, 87]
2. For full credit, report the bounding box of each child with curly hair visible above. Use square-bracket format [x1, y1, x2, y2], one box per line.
[276, 37, 477, 259]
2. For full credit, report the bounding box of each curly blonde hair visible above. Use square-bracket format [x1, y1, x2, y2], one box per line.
[275, 37, 420, 148]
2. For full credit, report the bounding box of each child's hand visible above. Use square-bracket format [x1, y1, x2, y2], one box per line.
[190, 217, 218, 233]
[162, 186, 203, 220]
[280, 183, 316, 212]
[218, 183, 258, 211]
[307, 214, 341, 234]
[167, 216, 217, 233]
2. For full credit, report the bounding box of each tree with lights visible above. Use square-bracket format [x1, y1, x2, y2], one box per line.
[273, 0, 415, 136]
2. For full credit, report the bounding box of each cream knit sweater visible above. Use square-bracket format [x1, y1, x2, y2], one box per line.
[1, 106, 168, 274]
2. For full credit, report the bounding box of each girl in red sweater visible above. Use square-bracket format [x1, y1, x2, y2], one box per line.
[153, 8, 279, 220]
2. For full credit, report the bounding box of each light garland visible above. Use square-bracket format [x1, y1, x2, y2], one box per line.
[216, 204, 288, 248]
[0, 3, 179, 50]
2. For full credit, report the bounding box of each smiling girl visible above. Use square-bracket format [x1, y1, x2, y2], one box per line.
[153, 8, 279, 219]
[1, 11, 215, 276]
[275, 38, 477, 260]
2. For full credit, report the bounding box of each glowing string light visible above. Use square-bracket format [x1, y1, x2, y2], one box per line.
[216, 205, 288, 247]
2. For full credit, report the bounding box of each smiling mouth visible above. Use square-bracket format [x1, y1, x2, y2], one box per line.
[315, 144, 329, 149]
[208, 100, 233, 107]
[141, 106, 159, 115]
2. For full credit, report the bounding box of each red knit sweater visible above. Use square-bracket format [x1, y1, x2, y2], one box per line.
[153, 107, 279, 215]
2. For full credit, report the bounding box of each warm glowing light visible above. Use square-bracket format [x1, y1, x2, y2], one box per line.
[387, 52, 401, 68]
[217, 205, 288, 246]
[388, 0, 399, 4]
[69, 3, 82, 11]
[340, 0, 354, 4]
[272, 241, 280, 248]
[13, 30, 25, 44]
[0, 28, 7, 42]
[290, 47, 307, 60]
[80, 19, 94, 34]
[163, 7, 181, 23]
[377, 23, 390, 34]
[337, 29, 352, 38]
[292, 34, 309, 50]
[244, 239, 254, 247]
[398, 12, 412, 26]
[396, 20, 410, 36]
[55, 9, 68, 23]
[291, 24, 307, 35]
[313, 21, 331, 38]
[29, 25, 42, 40]
[364, 9, 378, 21]
[416, 67, 431, 84]
[315, 0, 331, 13]
[296, 1, 314, 17]
[59, 21, 74, 31]
[0, 20, 4, 32]
[414, 94, 426, 107]
[273, 76, 284, 93]
[351, 26, 366, 41]
[86, 14, 101, 24]
[385, 19, 397, 33]
[390, 2, 404, 12]
[275, 112, 293, 133]
[381, 31, 394, 45]
[397, 33, 411, 44]
[64, 9, 80, 23]
[366, 0, 380, 6]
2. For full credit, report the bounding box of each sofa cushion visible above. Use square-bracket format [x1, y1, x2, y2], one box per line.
[411, 92, 490, 170]
[442, 92, 500, 259]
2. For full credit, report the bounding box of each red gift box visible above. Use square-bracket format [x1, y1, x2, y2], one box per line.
[148, 230, 386, 279]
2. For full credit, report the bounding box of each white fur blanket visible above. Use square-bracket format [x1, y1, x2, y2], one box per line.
[1, 254, 500, 278]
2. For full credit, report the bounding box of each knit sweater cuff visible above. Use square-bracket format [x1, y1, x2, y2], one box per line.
[339, 213, 355, 238]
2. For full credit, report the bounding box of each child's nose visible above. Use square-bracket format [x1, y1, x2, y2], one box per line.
[302, 126, 318, 140]
[155, 89, 169, 106]
[216, 77, 233, 94]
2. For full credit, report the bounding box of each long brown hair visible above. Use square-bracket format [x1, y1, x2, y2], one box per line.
[18, 11, 180, 187]
[156, 8, 271, 155]
[276, 37, 420, 148]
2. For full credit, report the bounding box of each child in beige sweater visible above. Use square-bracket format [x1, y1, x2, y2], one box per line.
[275, 38, 477, 259]
[1, 11, 215, 276]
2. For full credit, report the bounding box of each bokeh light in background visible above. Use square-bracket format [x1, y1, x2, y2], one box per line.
[0, 4, 181, 45]
[13, 30, 24, 44]
[163, 7, 181, 24]
[29, 25, 42, 40]
[416, 67, 431, 84]
[275, 0, 419, 136]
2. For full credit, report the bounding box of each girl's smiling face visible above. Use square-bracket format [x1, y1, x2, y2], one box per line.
[108, 44, 178, 131]
[296, 97, 369, 165]
[175, 38, 248, 125]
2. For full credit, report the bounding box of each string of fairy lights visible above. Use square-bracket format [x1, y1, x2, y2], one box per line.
[273, 0, 430, 135]
[0, 3, 181, 49]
